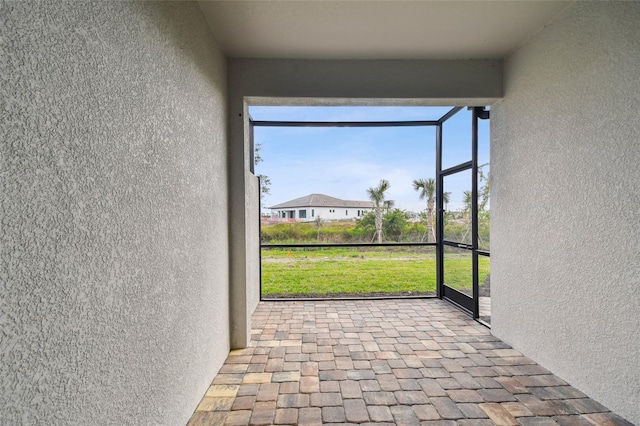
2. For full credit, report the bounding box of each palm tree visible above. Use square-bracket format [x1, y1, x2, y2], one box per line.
[413, 178, 436, 242]
[460, 190, 474, 244]
[440, 191, 451, 240]
[463, 190, 473, 216]
[443, 191, 451, 211]
[367, 179, 391, 243]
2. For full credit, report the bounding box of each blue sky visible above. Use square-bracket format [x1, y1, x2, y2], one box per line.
[250, 106, 489, 213]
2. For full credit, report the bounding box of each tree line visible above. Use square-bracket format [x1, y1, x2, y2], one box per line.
[261, 173, 489, 246]
[366, 178, 454, 244]
[362, 172, 489, 245]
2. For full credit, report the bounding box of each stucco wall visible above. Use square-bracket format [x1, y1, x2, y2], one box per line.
[245, 174, 261, 342]
[1, 1, 229, 424]
[491, 2, 640, 424]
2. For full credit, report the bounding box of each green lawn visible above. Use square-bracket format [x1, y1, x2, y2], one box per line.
[262, 246, 433, 259]
[261, 248, 489, 296]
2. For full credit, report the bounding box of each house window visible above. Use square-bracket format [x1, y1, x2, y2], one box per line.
[311, 209, 314, 217]
[357, 210, 360, 216]
[299, 210, 307, 219]
[345, 210, 348, 216]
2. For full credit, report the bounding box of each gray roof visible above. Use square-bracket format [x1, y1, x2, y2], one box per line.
[269, 194, 373, 209]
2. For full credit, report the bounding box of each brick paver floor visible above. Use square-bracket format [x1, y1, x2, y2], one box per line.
[188, 299, 632, 425]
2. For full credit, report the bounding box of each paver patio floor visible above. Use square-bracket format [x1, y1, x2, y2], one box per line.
[188, 299, 632, 425]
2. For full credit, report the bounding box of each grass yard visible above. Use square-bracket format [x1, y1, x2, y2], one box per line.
[261, 247, 489, 296]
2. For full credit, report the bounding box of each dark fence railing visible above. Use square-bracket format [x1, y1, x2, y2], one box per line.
[261, 242, 437, 248]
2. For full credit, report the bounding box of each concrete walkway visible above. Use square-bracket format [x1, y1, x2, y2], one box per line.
[188, 299, 631, 425]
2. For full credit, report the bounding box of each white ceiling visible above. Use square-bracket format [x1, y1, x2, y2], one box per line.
[199, 1, 572, 60]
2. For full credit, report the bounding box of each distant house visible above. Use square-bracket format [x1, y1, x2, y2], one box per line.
[268, 194, 373, 222]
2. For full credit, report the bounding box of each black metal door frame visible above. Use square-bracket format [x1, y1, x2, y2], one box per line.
[436, 107, 489, 318]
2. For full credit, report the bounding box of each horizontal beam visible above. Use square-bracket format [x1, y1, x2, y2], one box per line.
[441, 161, 473, 176]
[262, 242, 437, 248]
[251, 120, 438, 128]
[438, 106, 464, 124]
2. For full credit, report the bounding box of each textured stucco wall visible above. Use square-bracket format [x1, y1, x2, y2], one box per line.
[245, 173, 261, 338]
[229, 58, 503, 100]
[491, 3, 640, 424]
[227, 58, 503, 348]
[1, 1, 229, 424]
